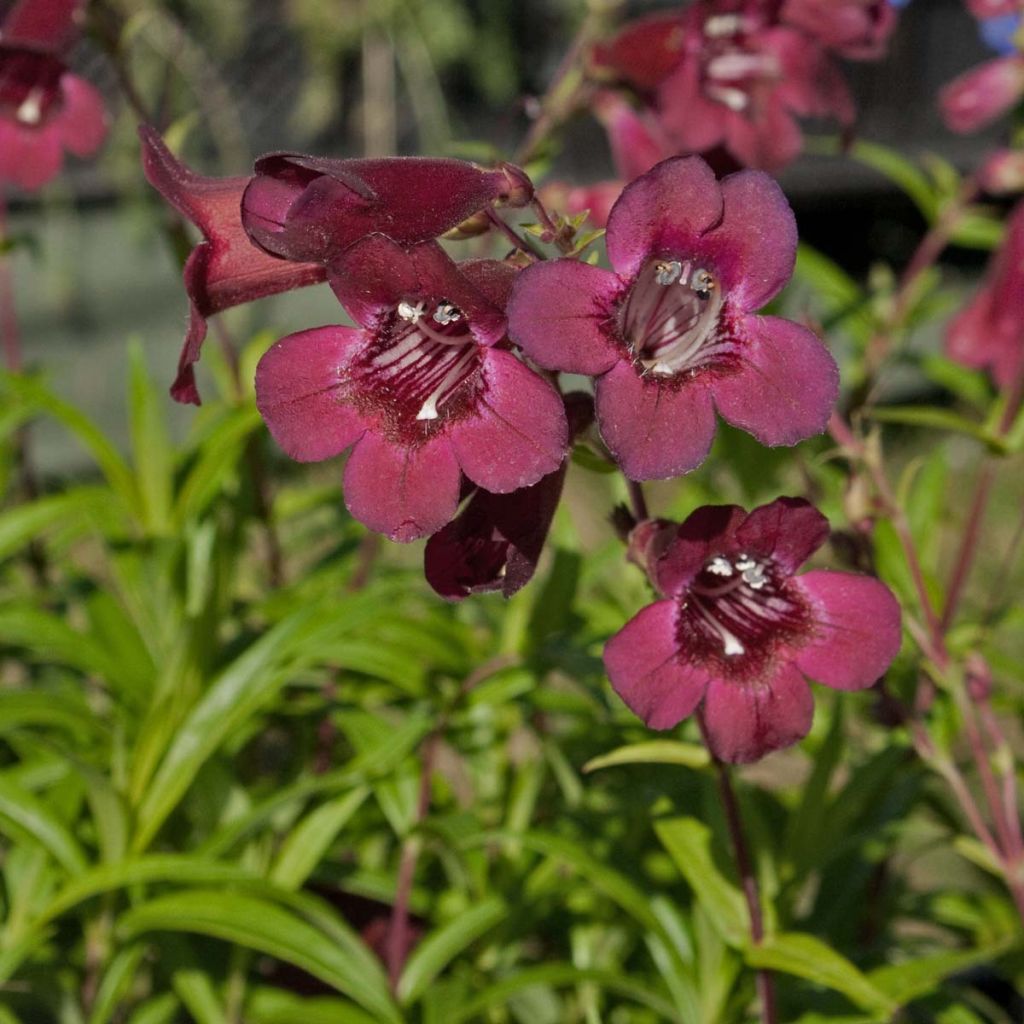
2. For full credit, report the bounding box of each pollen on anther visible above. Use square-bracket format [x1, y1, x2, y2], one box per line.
[707, 556, 733, 576]
[433, 301, 462, 325]
[397, 300, 425, 322]
[654, 260, 683, 286]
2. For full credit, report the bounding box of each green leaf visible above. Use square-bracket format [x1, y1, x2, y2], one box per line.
[128, 341, 174, 534]
[247, 991, 379, 1024]
[793, 244, 873, 345]
[0, 774, 87, 875]
[746, 933, 896, 1015]
[0, 486, 112, 561]
[849, 141, 937, 219]
[866, 405, 1002, 450]
[172, 968, 228, 1024]
[868, 940, 1017, 1006]
[270, 788, 369, 890]
[654, 817, 749, 948]
[119, 890, 400, 1023]
[583, 741, 709, 773]
[88, 945, 148, 1024]
[398, 897, 506, 1004]
[446, 965, 680, 1023]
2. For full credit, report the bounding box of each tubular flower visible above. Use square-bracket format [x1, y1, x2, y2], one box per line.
[507, 156, 838, 481]
[255, 236, 568, 542]
[947, 200, 1024, 389]
[778, 0, 898, 59]
[241, 152, 533, 265]
[604, 499, 902, 764]
[424, 393, 593, 600]
[139, 126, 327, 405]
[0, 0, 107, 190]
[940, 55, 1024, 132]
[592, 2, 855, 172]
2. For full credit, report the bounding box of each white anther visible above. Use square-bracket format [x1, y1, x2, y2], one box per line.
[742, 566, 768, 590]
[654, 260, 682, 286]
[735, 554, 756, 571]
[691, 268, 715, 298]
[704, 14, 744, 38]
[723, 633, 746, 657]
[397, 299, 426, 322]
[432, 301, 462, 325]
[16, 89, 44, 126]
[707, 556, 734, 577]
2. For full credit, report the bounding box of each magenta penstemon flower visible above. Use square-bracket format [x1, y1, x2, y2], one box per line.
[255, 235, 568, 542]
[947, 200, 1024, 388]
[778, 0, 897, 59]
[0, 0, 108, 191]
[507, 156, 838, 481]
[604, 498, 902, 763]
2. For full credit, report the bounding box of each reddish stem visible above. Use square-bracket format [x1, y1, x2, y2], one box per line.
[698, 716, 777, 1024]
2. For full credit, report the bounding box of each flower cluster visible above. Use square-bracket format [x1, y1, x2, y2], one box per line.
[587, 0, 900, 176]
[0, 0, 108, 190]
[145, 135, 900, 763]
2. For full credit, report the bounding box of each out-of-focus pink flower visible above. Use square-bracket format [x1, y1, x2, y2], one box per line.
[966, 0, 1024, 18]
[139, 126, 327, 405]
[947, 201, 1024, 389]
[979, 148, 1024, 192]
[241, 152, 532, 264]
[424, 393, 593, 599]
[507, 157, 838, 481]
[604, 498, 902, 763]
[0, 0, 108, 190]
[779, 0, 897, 59]
[255, 236, 568, 542]
[591, 3, 855, 172]
[940, 55, 1024, 133]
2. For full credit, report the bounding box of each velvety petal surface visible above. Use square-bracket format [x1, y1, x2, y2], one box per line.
[713, 316, 839, 447]
[507, 260, 622, 375]
[0, 118, 61, 189]
[343, 431, 461, 542]
[590, 10, 687, 92]
[1, 0, 81, 50]
[604, 600, 709, 730]
[56, 73, 108, 156]
[654, 505, 746, 597]
[255, 326, 368, 462]
[794, 570, 902, 690]
[596, 362, 717, 480]
[605, 157, 724, 281]
[699, 171, 798, 311]
[702, 663, 815, 763]
[594, 90, 672, 182]
[450, 349, 568, 493]
[734, 498, 830, 574]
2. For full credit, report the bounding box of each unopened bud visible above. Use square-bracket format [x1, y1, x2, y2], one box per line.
[979, 148, 1024, 193]
[626, 518, 676, 585]
[495, 162, 534, 207]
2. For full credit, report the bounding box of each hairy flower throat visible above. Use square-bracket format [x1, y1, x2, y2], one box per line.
[622, 258, 733, 377]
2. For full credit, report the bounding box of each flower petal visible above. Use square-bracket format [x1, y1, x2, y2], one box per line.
[940, 56, 1024, 134]
[593, 90, 672, 182]
[713, 315, 838, 447]
[699, 171, 798, 311]
[506, 260, 622, 375]
[590, 10, 687, 92]
[702, 663, 814, 763]
[450, 349, 568, 493]
[734, 497, 830, 574]
[605, 156, 724, 281]
[794, 570, 902, 690]
[56, 73, 108, 156]
[343, 431, 461, 542]
[255, 326, 368, 462]
[0, 118, 62, 190]
[1, 0, 81, 50]
[595, 361, 716, 480]
[604, 600, 709, 729]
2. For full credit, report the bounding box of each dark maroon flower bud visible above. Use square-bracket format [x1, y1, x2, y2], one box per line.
[423, 393, 593, 600]
[138, 125, 327, 405]
[240, 152, 534, 265]
[0, 0, 107, 191]
[626, 517, 677, 579]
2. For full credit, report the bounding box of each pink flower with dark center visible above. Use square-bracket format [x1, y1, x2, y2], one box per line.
[424, 393, 593, 599]
[241, 152, 533, 265]
[507, 157, 838, 481]
[947, 200, 1024, 388]
[0, 0, 107, 190]
[654, 5, 855, 171]
[940, 55, 1024, 133]
[139, 126, 327, 405]
[779, 0, 898, 59]
[604, 498, 902, 763]
[255, 235, 568, 542]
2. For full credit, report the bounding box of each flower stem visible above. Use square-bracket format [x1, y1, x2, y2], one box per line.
[484, 207, 542, 261]
[626, 478, 649, 522]
[698, 717, 777, 1024]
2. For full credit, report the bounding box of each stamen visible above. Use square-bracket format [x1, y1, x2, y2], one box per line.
[655, 260, 682, 286]
[707, 556, 733, 577]
[398, 299, 426, 322]
[432, 301, 462, 325]
[16, 88, 44, 125]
